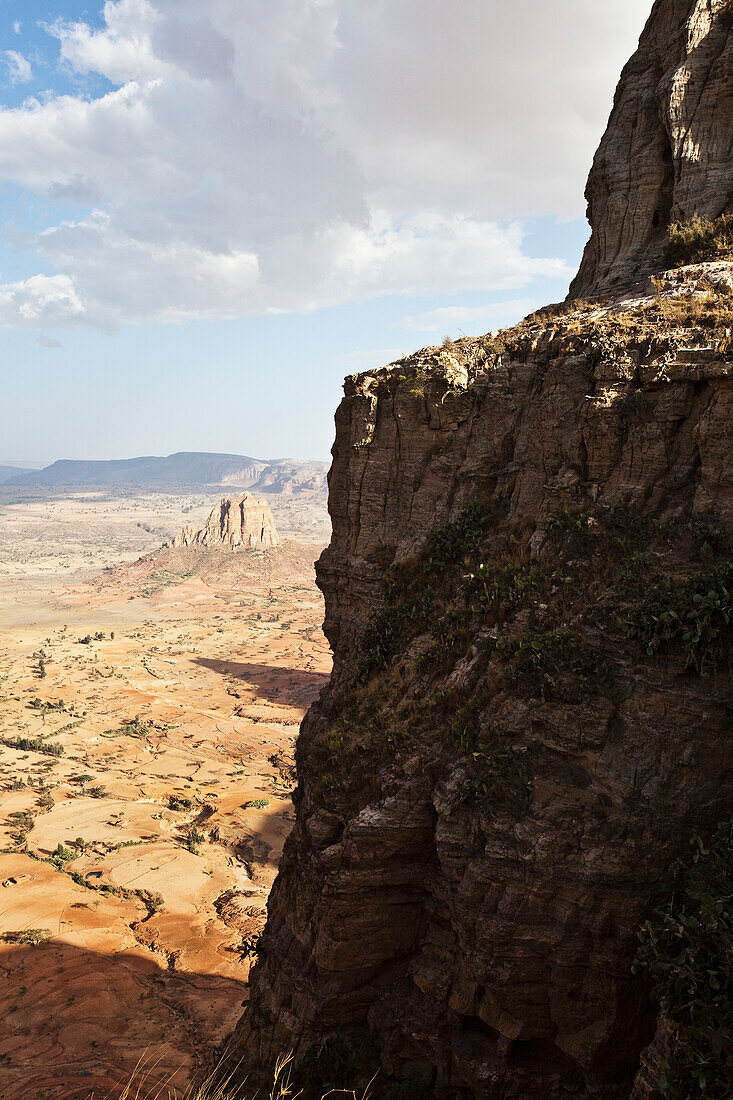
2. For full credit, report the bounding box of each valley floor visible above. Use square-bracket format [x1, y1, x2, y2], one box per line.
[0, 493, 330, 1099]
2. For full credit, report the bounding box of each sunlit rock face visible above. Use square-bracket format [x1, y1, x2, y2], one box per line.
[570, 0, 733, 299]
[170, 494, 278, 549]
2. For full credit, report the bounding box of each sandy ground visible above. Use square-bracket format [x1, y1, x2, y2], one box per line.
[0, 492, 330, 1099]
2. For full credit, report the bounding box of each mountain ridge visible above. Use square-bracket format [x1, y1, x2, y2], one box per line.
[5, 451, 328, 493]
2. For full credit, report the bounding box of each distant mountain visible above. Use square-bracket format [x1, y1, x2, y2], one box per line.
[248, 460, 328, 496]
[4, 452, 328, 493]
[0, 465, 39, 484]
[6, 452, 265, 489]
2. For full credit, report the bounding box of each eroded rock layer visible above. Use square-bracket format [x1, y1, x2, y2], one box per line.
[570, 0, 733, 299]
[170, 494, 278, 549]
[238, 266, 733, 1097]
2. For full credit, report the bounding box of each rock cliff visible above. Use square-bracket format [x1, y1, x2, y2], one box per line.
[170, 494, 278, 549]
[237, 2, 733, 1096]
[570, 0, 733, 299]
[238, 266, 733, 1097]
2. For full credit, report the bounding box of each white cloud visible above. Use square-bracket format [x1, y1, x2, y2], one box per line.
[0, 274, 84, 326]
[36, 334, 64, 348]
[47, 1, 165, 84]
[0, 0, 651, 329]
[13, 23, 22, 37]
[4, 51, 32, 83]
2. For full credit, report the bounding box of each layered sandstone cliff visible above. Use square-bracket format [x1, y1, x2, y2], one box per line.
[237, 2, 733, 1096]
[170, 494, 278, 549]
[238, 267, 733, 1097]
[570, 0, 733, 299]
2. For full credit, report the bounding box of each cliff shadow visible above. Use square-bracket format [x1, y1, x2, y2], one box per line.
[194, 657, 330, 708]
[0, 937, 248, 1099]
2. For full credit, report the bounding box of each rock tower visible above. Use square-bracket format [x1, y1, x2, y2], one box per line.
[171, 493, 278, 549]
[570, 0, 733, 298]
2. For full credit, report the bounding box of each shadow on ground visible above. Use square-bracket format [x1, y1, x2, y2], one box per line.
[0, 939, 247, 1100]
[195, 658, 330, 707]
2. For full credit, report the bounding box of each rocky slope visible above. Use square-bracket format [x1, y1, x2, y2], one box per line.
[170, 494, 278, 549]
[237, 2, 733, 1096]
[570, 0, 733, 299]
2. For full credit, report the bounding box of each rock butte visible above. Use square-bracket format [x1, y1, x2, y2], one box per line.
[237, 1, 733, 1096]
[170, 493, 279, 550]
[570, 0, 733, 299]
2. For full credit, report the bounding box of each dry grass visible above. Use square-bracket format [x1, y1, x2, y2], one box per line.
[89, 1052, 375, 1100]
[666, 213, 733, 267]
[596, 281, 733, 350]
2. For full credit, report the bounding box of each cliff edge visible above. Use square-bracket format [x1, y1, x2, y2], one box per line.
[570, 0, 733, 299]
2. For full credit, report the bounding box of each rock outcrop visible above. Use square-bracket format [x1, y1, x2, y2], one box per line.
[570, 0, 733, 299]
[236, 2, 733, 1096]
[170, 494, 278, 549]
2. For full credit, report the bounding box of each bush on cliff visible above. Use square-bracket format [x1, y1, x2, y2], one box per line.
[666, 213, 733, 267]
[635, 819, 733, 1099]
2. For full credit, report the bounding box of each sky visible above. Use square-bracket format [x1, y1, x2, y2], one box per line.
[0, 0, 652, 465]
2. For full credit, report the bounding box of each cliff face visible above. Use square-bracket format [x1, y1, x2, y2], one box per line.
[570, 0, 733, 299]
[237, 2, 733, 1095]
[239, 266, 733, 1097]
[171, 494, 278, 549]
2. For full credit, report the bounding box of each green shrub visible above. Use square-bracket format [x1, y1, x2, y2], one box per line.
[504, 627, 606, 703]
[183, 826, 205, 853]
[243, 799, 270, 810]
[168, 794, 193, 811]
[627, 561, 733, 673]
[666, 213, 733, 267]
[0, 734, 64, 757]
[107, 715, 151, 739]
[634, 820, 733, 1098]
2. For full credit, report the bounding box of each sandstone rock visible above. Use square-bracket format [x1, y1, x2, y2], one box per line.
[169, 494, 278, 549]
[570, 0, 733, 299]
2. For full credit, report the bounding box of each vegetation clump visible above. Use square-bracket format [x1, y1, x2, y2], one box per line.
[359, 502, 491, 677]
[666, 213, 733, 267]
[139, 569, 193, 598]
[183, 825, 205, 853]
[28, 698, 67, 714]
[106, 715, 152, 740]
[308, 501, 732, 814]
[634, 820, 733, 1099]
[52, 843, 75, 867]
[627, 561, 733, 674]
[0, 734, 64, 757]
[168, 794, 193, 811]
[1, 928, 51, 947]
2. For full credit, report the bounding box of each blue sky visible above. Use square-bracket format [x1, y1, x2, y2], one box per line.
[0, 0, 651, 465]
